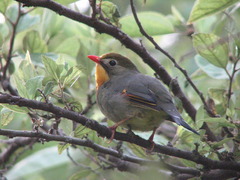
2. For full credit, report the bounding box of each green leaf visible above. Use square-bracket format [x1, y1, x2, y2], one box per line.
[120, 11, 174, 37]
[18, 51, 37, 81]
[43, 81, 54, 97]
[54, 0, 77, 5]
[198, 117, 236, 128]
[6, 4, 18, 22]
[196, 105, 209, 128]
[17, 14, 40, 33]
[13, 51, 39, 98]
[193, 33, 229, 68]
[62, 66, 82, 88]
[63, 95, 83, 112]
[55, 57, 66, 80]
[71, 102, 83, 112]
[194, 16, 217, 33]
[208, 88, 227, 103]
[42, 56, 59, 82]
[41, 9, 64, 38]
[23, 30, 48, 53]
[28, 53, 58, 66]
[0, 0, 10, 13]
[171, 6, 185, 22]
[58, 143, 70, 155]
[195, 55, 229, 79]
[127, 143, 149, 159]
[0, 108, 14, 126]
[69, 170, 92, 180]
[14, 75, 29, 98]
[58, 118, 73, 136]
[42, 76, 56, 86]
[0, 22, 9, 40]
[226, 108, 235, 118]
[1, 104, 29, 113]
[188, 0, 239, 22]
[74, 125, 91, 138]
[135, 131, 168, 145]
[26, 76, 43, 99]
[101, 1, 121, 26]
[6, 146, 84, 179]
[210, 137, 233, 149]
[54, 37, 80, 57]
[180, 159, 197, 168]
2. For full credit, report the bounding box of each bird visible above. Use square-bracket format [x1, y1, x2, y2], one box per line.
[87, 53, 199, 143]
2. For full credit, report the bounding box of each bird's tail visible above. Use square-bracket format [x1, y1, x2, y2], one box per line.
[171, 115, 199, 135]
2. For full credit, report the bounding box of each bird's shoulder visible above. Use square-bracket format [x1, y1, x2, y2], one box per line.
[128, 74, 171, 95]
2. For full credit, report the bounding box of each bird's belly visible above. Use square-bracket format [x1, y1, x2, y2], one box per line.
[97, 91, 166, 131]
[121, 110, 166, 131]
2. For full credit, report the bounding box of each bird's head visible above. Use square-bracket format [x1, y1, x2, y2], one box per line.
[88, 53, 139, 89]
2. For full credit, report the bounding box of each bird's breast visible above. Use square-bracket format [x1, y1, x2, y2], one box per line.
[95, 64, 109, 90]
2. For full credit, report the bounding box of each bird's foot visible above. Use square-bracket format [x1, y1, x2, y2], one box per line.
[106, 125, 117, 144]
[106, 118, 130, 143]
[146, 139, 156, 153]
[146, 127, 157, 153]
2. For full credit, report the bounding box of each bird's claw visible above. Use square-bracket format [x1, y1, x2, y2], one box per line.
[106, 126, 117, 144]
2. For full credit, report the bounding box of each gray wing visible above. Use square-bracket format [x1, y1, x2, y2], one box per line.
[126, 74, 199, 135]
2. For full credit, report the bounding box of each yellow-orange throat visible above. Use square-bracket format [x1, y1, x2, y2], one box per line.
[95, 63, 109, 90]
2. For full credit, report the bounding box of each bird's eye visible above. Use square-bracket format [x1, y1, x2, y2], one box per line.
[109, 60, 117, 66]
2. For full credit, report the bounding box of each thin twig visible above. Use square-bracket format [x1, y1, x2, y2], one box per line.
[223, 59, 240, 138]
[66, 148, 103, 179]
[82, 149, 103, 168]
[81, 90, 96, 115]
[2, 3, 22, 79]
[227, 59, 239, 108]
[21, 7, 35, 15]
[0, 137, 36, 165]
[4, 141, 34, 170]
[89, 0, 97, 19]
[162, 162, 200, 176]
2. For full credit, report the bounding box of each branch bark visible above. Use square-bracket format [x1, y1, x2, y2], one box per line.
[0, 94, 240, 171]
[0, 137, 36, 165]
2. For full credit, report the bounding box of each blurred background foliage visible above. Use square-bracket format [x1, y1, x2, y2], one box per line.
[0, 0, 240, 179]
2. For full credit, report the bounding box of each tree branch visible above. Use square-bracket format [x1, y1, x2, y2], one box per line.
[80, 90, 96, 115]
[89, 0, 97, 19]
[0, 94, 240, 171]
[0, 137, 36, 165]
[2, 3, 22, 80]
[200, 169, 240, 180]
[163, 162, 200, 176]
[0, 128, 172, 167]
[227, 59, 239, 108]
[105, 155, 240, 179]
[0, 128, 240, 179]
